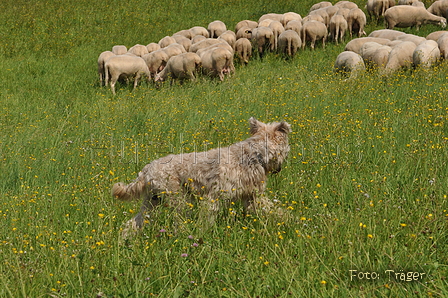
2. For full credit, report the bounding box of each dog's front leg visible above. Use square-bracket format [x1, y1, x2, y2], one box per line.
[122, 195, 161, 238]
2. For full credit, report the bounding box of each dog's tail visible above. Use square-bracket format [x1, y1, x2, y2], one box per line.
[112, 179, 146, 201]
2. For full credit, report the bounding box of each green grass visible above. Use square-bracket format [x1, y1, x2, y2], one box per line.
[1, 0, 447, 297]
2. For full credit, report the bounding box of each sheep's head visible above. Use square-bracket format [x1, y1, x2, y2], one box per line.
[440, 18, 447, 28]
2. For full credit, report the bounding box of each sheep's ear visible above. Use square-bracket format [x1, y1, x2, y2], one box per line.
[249, 117, 262, 135]
[275, 121, 291, 134]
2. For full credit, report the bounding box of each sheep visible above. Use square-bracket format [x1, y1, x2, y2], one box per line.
[301, 20, 328, 50]
[196, 42, 234, 57]
[329, 14, 348, 44]
[309, 8, 331, 26]
[172, 35, 192, 52]
[146, 43, 161, 53]
[366, 0, 390, 20]
[413, 40, 440, 68]
[285, 20, 302, 35]
[278, 30, 302, 57]
[258, 19, 275, 28]
[235, 20, 258, 33]
[198, 47, 234, 81]
[371, 45, 393, 68]
[335, 7, 351, 19]
[302, 14, 325, 24]
[173, 29, 192, 39]
[234, 38, 252, 64]
[384, 6, 447, 30]
[258, 13, 283, 24]
[347, 8, 367, 38]
[382, 41, 417, 75]
[208, 20, 227, 38]
[368, 29, 406, 40]
[344, 37, 390, 53]
[334, 51, 366, 79]
[190, 26, 210, 38]
[253, 26, 275, 58]
[281, 12, 302, 26]
[269, 21, 285, 51]
[128, 44, 149, 57]
[155, 52, 202, 84]
[218, 30, 237, 49]
[437, 33, 448, 58]
[359, 42, 385, 67]
[395, 33, 426, 45]
[160, 43, 186, 60]
[142, 50, 170, 79]
[426, 30, 448, 41]
[190, 38, 224, 53]
[192, 35, 207, 44]
[428, 0, 448, 18]
[104, 55, 151, 95]
[158, 36, 176, 48]
[112, 45, 127, 55]
[335, 1, 358, 9]
[98, 51, 115, 86]
[310, 1, 333, 12]
[236, 26, 253, 39]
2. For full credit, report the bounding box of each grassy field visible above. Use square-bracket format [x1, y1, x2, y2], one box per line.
[1, 0, 447, 297]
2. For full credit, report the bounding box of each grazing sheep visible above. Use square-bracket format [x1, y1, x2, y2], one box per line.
[234, 38, 252, 64]
[302, 14, 326, 24]
[128, 44, 149, 57]
[218, 30, 236, 48]
[324, 6, 341, 19]
[368, 29, 406, 40]
[428, 0, 448, 18]
[335, 7, 351, 19]
[258, 19, 275, 28]
[173, 29, 192, 39]
[198, 47, 234, 81]
[329, 14, 348, 44]
[437, 33, 448, 58]
[190, 26, 210, 38]
[161, 43, 186, 59]
[301, 20, 328, 50]
[190, 38, 224, 53]
[344, 37, 390, 53]
[112, 45, 127, 55]
[158, 36, 176, 48]
[309, 8, 331, 26]
[359, 42, 385, 67]
[258, 13, 283, 24]
[413, 40, 440, 68]
[155, 52, 201, 84]
[334, 51, 366, 79]
[347, 8, 367, 38]
[310, 1, 333, 12]
[146, 43, 161, 53]
[278, 30, 302, 57]
[367, 0, 391, 20]
[192, 35, 207, 44]
[236, 26, 253, 39]
[208, 20, 227, 38]
[104, 55, 151, 95]
[335, 1, 358, 9]
[384, 6, 447, 30]
[98, 51, 115, 86]
[196, 42, 234, 57]
[142, 50, 170, 79]
[172, 35, 192, 52]
[395, 33, 426, 45]
[426, 30, 448, 41]
[235, 20, 258, 33]
[269, 21, 285, 51]
[281, 12, 302, 26]
[285, 20, 302, 35]
[382, 41, 417, 74]
[254, 26, 275, 58]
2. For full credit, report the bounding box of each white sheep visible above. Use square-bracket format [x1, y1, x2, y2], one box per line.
[384, 6, 447, 30]
[382, 41, 417, 75]
[269, 21, 285, 51]
[334, 51, 366, 79]
[190, 38, 224, 53]
[329, 14, 348, 44]
[344, 37, 390, 53]
[426, 30, 448, 41]
[146, 43, 161, 53]
[366, 0, 390, 20]
[368, 29, 406, 40]
[428, 0, 448, 18]
[162, 43, 186, 59]
[258, 13, 283, 24]
[158, 36, 176, 48]
[253, 26, 275, 58]
[173, 29, 192, 39]
[310, 1, 332, 12]
[281, 12, 302, 26]
[347, 8, 367, 38]
[301, 20, 328, 50]
[236, 26, 253, 39]
[98, 51, 115, 86]
[325, 6, 341, 19]
[217, 30, 236, 49]
[128, 44, 149, 57]
[155, 52, 201, 84]
[395, 33, 426, 45]
[190, 26, 210, 38]
[335, 1, 358, 9]
[278, 30, 302, 57]
[172, 35, 192, 52]
[309, 8, 330, 26]
[112, 45, 127, 55]
[371, 45, 393, 68]
[192, 35, 207, 44]
[198, 47, 234, 81]
[104, 55, 151, 95]
[413, 40, 440, 68]
[359, 42, 384, 65]
[437, 33, 448, 58]
[234, 38, 252, 64]
[335, 7, 351, 19]
[208, 20, 227, 38]
[285, 20, 302, 35]
[235, 20, 258, 33]
[142, 50, 170, 79]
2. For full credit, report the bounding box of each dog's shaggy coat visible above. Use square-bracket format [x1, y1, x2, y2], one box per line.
[112, 117, 291, 231]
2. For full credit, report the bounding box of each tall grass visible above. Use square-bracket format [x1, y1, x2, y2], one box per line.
[0, 0, 447, 297]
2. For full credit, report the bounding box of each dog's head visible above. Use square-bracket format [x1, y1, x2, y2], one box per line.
[249, 117, 291, 174]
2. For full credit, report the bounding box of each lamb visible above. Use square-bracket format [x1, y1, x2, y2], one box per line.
[301, 20, 328, 50]
[104, 55, 151, 95]
[329, 14, 348, 44]
[112, 45, 127, 55]
[155, 52, 201, 84]
[278, 30, 302, 57]
[234, 38, 252, 64]
[98, 51, 115, 86]
[269, 21, 285, 51]
[334, 51, 366, 79]
[384, 6, 447, 30]
[208, 20, 227, 38]
[347, 8, 367, 38]
[428, 0, 448, 18]
[344, 37, 390, 53]
[412, 40, 440, 68]
[198, 47, 234, 81]
[382, 41, 417, 75]
[142, 50, 170, 79]
[128, 44, 149, 57]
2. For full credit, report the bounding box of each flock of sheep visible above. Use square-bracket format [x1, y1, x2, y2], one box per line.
[97, 0, 448, 94]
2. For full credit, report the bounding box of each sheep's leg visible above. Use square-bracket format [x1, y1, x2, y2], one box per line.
[133, 72, 141, 90]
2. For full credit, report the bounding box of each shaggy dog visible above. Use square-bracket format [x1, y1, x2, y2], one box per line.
[112, 117, 291, 232]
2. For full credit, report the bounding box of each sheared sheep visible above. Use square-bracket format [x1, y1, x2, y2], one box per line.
[329, 14, 348, 44]
[413, 40, 440, 68]
[112, 45, 127, 55]
[334, 51, 366, 79]
[347, 8, 367, 38]
[301, 20, 328, 50]
[198, 47, 234, 81]
[234, 38, 252, 64]
[208, 20, 227, 38]
[278, 30, 302, 57]
[98, 51, 115, 86]
[384, 6, 447, 30]
[104, 55, 151, 95]
[382, 41, 417, 75]
[155, 52, 202, 84]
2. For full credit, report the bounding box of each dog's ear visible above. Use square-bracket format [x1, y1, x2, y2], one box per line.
[249, 117, 262, 135]
[275, 121, 291, 134]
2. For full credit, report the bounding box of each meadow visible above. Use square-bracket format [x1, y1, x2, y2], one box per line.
[0, 0, 447, 297]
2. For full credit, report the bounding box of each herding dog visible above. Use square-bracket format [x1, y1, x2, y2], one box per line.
[112, 117, 291, 233]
